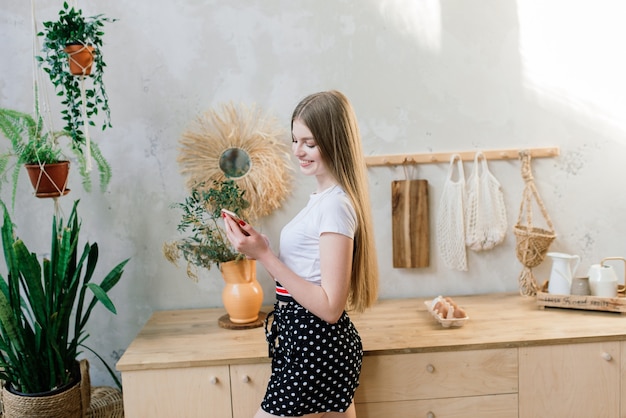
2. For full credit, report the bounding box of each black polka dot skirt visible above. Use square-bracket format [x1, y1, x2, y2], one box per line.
[262, 300, 363, 416]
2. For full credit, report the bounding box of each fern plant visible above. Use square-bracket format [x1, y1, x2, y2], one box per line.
[0, 106, 66, 209]
[0, 105, 112, 208]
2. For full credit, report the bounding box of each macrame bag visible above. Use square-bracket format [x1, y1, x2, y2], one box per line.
[436, 155, 467, 271]
[513, 151, 556, 296]
[465, 152, 508, 251]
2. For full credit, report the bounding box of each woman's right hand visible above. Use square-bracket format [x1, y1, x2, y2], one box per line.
[223, 215, 271, 260]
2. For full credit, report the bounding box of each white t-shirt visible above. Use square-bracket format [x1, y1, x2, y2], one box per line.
[278, 185, 357, 287]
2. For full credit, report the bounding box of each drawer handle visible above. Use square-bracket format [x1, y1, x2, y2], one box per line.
[210, 377, 218, 385]
[602, 352, 613, 361]
[426, 364, 435, 373]
[242, 375, 251, 383]
[427, 412, 435, 418]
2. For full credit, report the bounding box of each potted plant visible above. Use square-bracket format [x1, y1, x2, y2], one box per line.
[0, 103, 112, 207]
[0, 199, 129, 416]
[163, 180, 250, 275]
[163, 180, 263, 324]
[0, 103, 70, 207]
[37, 2, 115, 192]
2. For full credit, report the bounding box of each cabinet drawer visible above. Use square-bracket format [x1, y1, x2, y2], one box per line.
[355, 348, 518, 403]
[356, 393, 518, 418]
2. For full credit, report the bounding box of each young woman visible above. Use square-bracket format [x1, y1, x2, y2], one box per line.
[224, 90, 379, 418]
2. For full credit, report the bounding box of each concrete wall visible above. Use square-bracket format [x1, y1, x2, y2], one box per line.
[2, 0, 625, 385]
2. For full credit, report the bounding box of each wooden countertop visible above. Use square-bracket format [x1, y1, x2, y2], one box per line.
[116, 293, 626, 372]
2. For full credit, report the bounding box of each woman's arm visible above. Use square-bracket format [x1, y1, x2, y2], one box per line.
[224, 218, 352, 323]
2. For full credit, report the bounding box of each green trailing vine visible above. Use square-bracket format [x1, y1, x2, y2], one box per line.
[37, 2, 115, 192]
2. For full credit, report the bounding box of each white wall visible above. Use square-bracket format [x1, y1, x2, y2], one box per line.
[2, 0, 625, 386]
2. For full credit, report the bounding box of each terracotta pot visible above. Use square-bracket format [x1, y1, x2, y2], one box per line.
[64, 44, 95, 76]
[24, 161, 70, 198]
[220, 259, 263, 323]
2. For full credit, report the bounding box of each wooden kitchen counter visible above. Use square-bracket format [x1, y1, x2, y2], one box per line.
[116, 292, 626, 372]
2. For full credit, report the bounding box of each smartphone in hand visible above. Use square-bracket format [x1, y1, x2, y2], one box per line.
[221, 209, 250, 236]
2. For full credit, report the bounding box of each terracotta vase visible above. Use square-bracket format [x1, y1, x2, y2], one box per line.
[64, 44, 95, 76]
[220, 259, 263, 323]
[24, 161, 70, 198]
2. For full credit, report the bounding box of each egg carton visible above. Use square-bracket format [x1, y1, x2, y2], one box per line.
[424, 296, 469, 328]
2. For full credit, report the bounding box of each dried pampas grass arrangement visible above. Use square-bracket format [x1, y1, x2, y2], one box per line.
[178, 102, 293, 220]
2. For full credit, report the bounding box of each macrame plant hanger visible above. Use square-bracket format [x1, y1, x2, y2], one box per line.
[30, 0, 67, 218]
[513, 151, 556, 296]
[68, 0, 93, 174]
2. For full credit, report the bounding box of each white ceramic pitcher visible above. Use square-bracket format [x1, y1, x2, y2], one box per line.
[547, 252, 581, 295]
[588, 257, 625, 297]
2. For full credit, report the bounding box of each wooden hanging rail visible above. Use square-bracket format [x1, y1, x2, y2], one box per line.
[365, 146, 559, 167]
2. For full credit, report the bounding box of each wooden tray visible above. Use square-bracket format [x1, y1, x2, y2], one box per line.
[218, 311, 266, 330]
[536, 280, 626, 314]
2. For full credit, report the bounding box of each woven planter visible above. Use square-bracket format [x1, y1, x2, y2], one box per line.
[1, 360, 90, 418]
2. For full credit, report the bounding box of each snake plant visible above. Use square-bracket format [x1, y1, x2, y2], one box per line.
[0, 200, 129, 393]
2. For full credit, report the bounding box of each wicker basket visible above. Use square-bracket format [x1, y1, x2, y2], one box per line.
[514, 225, 556, 268]
[86, 386, 124, 418]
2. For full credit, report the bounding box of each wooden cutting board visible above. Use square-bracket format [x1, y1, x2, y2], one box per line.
[391, 179, 429, 268]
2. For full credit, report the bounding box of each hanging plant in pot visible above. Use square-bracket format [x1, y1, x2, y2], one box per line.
[163, 180, 265, 327]
[37, 2, 115, 193]
[0, 105, 72, 208]
[0, 199, 129, 417]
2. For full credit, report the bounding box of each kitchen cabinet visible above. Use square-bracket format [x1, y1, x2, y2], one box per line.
[117, 294, 626, 418]
[519, 341, 620, 418]
[622, 342, 626, 418]
[120, 363, 269, 418]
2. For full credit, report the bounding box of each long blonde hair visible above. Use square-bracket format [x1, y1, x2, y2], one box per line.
[291, 90, 378, 312]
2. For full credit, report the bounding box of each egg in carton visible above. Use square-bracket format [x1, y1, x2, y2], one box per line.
[425, 296, 469, 327]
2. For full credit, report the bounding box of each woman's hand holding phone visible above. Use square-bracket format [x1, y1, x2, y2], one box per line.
[221, 209, 250, 236]
[222, 209, 273, 261]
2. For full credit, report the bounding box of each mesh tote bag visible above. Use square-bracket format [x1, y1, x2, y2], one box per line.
[436, 154, 467, 271]
[465, 152, 508, 251]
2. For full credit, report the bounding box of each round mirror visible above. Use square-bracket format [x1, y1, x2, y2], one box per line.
[219, 148, 251, 179]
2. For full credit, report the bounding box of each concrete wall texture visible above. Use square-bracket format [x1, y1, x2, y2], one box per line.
[2, 0, 625, 385]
